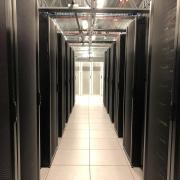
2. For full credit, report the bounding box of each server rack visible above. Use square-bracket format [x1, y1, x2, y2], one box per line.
[103, 51, 107, 107]
[70, 47, 74, 112]
[39, 15, 58, 167]
[0, 0, 20, 179]
[109, 43, 116, 122]
[173, 2, 180, 175]
[65, 42, 68, 122]
[72, 51, 75, 106]
[57, 33, 66, 137]
[144, 0, 179, 179]
[114, 34, 126, 137]
[66, 44, 71, 121]
[123, 17, 149, 167]
[105, 48, 111, 113]
[16, 0, 39, 179]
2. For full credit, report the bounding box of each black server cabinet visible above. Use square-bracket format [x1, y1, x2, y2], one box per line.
[144, 0, 179, 179]
[57, 33, 66, 137]
[16, 0, 39, 179]
[66, 44, 71, 121]
[64, 42, 68, 122]
[39, 15, 58, 167]
[70, 49, 75, 108]
[123, 17, 148, 167]
[173, 3, 180, 177]
[109, 43, 116, 122]
[72, 51, 75, 106]
[0, 0, 20, 179]
[70, 48, 74, 112]
[114, 34, 126, 137]
[103, 51, 107, 107]
[105, 49, 111, 113]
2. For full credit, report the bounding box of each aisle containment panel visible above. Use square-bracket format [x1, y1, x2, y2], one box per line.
[123, 17, 149, 167]
[109, 43, 116, 122]
[16, 0, 39, 179]
[39, 14, 58, 167]
[57, 33, 66, 137]
[0, 0, 20, 179]
[114, 34, 126, 137]
[144, 0, 179, 179]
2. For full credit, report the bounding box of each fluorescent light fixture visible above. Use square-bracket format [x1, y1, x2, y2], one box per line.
[97, 0, 105, 8]
[82, 20, 89, 30]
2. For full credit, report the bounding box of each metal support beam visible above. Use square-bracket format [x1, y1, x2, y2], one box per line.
[68, 40, 115, 43]
[39, 7, 150, 15]
[63, 29, 126, 36]
[75, 12, 84, 42]
[89, 29, 126, 33]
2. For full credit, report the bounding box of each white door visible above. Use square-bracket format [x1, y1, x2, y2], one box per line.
[75, 62, 104, 96]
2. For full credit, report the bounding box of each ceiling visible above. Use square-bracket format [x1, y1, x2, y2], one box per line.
[39, 0, 151, 60]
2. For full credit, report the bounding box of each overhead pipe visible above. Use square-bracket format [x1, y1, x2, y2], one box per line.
[39, 7, 150, 15]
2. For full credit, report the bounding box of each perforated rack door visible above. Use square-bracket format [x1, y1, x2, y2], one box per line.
[144, 0, 177, 179]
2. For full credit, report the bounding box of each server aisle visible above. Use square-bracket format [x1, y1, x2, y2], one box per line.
[40, 96, 142, 180]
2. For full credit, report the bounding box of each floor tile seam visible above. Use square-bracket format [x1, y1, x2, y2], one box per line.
[89, 165, 130, 167]
[58, 148, 123, 150]
[59, 148, 90, 150]
[89, 164, 130, 166]
[51, 165, 90, 167]
[44, 168, 50, 180]
[51, 164, 130, 167]
[128, 166, 136, 180]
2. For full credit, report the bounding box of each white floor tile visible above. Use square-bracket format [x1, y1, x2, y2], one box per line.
[46, 166, 90, 180]
[40, 168, 49, 180]
[90, 150, 128, 165]
[91, 166, 134, 180]
[130, 167, 143, 180]
[59, 138, 89, 150]
[66, 123, 89, 130]
[90, 138, 121, 150]
[52, 150, 89, 165]
[63, 130, 89, 138]
[90, 130, 117, 139]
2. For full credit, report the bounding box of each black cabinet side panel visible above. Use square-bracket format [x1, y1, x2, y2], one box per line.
[109, 43, 116, 122]
[106, 49, 110, 113]
[57, 33, 66, 136]
[103, 51, 107, 107]
[114, 35, 126, 137]
[124, 20, 136, 157]
[49, 19, 58, 160]
[39, 14, 51, 167]
[0, 1, 14, 179]
[16, 0, 38, 179]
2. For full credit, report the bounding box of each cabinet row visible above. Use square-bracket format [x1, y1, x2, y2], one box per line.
[103, 1, 180, 179]
[0, 1, 75, 179]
